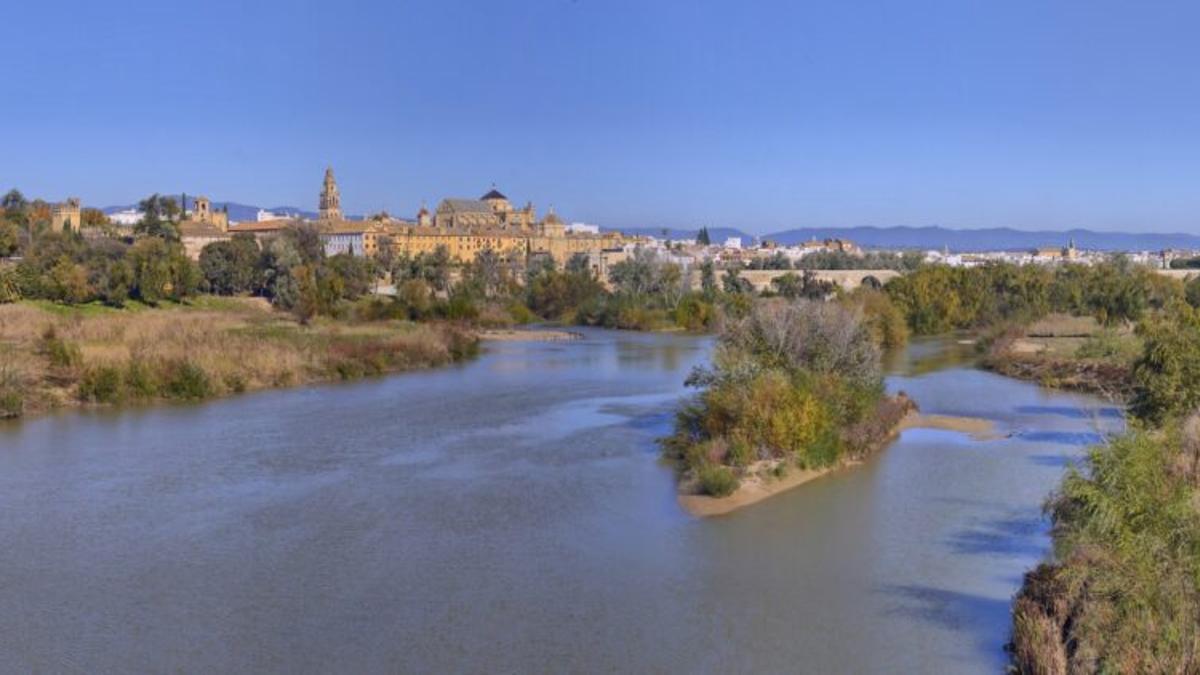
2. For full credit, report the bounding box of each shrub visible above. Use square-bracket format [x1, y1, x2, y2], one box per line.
[39, 326, 81, 370]
[0, 351, 24, 418]
[1130, 309, 1200, 423]
[124, 359, 159, 398]
[506, 300, 537, 325]
[1011, 425, 1200, 673]
[697, 465, 739, 497]
[78, 365, 124, 403]
[161, 360, 211, 399]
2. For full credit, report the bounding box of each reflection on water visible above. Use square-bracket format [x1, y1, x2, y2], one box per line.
[0, 331, 1120, 673]
[883, 335, 979, 376]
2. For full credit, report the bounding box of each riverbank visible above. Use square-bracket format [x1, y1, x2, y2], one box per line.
[478, 328, 582, 342]
[0, 298, 478, 420]
[980, 316, 1137, 401]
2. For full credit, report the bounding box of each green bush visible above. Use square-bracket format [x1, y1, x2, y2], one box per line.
[1011, 424, 1200, 673]
[124, 360, 159, 398]
[39, 327, 81, 370]
[0, 352, 24, 418]
[161, 360, 211, 399]
[78, 365, 124, 403]
[506, 300, 537, 325]
[697, 465, 739, 497]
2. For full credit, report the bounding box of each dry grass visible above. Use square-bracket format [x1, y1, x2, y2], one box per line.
[0, 298, 477, 416]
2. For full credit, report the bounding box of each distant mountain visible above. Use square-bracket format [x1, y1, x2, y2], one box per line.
[609, 225, 1200, 252]
[604, 226, 754, 243]
[103, 199, 318, 222]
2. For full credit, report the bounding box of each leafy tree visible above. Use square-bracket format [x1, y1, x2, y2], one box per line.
[1, 189, 28, 213]
[260, 236, 302, 309]
[324, 253, 374, 300]
[469, 249, 507, 299]
[92, 258, 133, 306]
[697, 226, 711, 246]
[47, 258, 91, 304]
[80, 208, 108, 228]
[1130, 308, 1200, 423]
[126, 237, 173, 303]
[770, 272, 804, 299]
[722, 267, 753, 295]
[565, 252, 591, 275]
[284, 222, 325, 264]
[0, 221, 18, 256]
[699, 260, 718, 299]
[135, 194, 180, 240]
[199, 236, 260, 295]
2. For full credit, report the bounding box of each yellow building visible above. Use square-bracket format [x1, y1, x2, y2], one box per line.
[226, 172, 628, 271]
[179, 195, 232, 260]
[50, 197, 82, 233]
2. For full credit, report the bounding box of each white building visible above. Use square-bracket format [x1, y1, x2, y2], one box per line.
[108, 209, 143, 226]
[566, 222, 600, 235]
[723, 237, 743, 249]
[257, 208, 297, 222]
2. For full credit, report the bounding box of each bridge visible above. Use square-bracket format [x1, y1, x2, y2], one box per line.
[731, 269, 903, 293]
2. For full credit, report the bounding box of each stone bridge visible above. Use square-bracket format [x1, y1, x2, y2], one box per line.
[732, 269, 903, 292]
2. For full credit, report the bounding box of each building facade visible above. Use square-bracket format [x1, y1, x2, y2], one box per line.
[50, 198, 82, 233]
[319, 167, 342, 221]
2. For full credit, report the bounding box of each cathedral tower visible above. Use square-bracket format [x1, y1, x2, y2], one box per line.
[319, 167, 342, 221]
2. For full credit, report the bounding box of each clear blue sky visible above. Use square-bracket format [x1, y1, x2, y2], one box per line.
[5, 0, 1200, 233]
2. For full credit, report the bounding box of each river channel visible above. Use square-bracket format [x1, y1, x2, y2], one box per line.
[0, 330, 1123, 673]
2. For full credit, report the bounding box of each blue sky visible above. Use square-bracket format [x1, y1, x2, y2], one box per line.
[4, 0, 1200, 233]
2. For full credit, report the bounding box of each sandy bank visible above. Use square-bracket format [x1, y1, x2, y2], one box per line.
[679, 411, 1000, 518]
[679, 461, 861, 517]
[478, 329, 582, 342]
[899, 413, 1001, 440]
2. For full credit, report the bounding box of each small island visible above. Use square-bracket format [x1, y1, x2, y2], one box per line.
[662, 297, 917, 516]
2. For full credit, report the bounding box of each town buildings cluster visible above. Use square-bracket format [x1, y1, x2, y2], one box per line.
[40, 173, 1200, 275]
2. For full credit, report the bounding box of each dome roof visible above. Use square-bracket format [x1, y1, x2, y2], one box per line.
[543, 211, 563, 225]
[480, 188, 508, 201]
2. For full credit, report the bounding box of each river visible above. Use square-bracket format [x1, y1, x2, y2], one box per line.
[0, 330, 1122, 673]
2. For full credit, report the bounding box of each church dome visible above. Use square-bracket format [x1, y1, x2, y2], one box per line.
[481, 188, 508, 201]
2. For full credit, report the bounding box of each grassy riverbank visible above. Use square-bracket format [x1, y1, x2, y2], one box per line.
[980, 314, 1138, 401]
[1006, 307, 1200, 673]
[0, 297, 477, 419]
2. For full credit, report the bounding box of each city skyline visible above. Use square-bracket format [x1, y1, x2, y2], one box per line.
[7, 0, 1200, 234]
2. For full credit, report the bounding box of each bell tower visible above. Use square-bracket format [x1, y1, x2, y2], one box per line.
[319, 166, 342, 221]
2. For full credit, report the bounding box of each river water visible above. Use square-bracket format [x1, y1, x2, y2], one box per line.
[0, 330, 1122, 673]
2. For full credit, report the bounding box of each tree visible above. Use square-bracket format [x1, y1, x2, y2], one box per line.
[260, 236, 302, 309]
[372, 235, 395, 290]
[609, 248, 661, 298]
[699, 260, 718, 299]
[126, 237, 173, 303]
[697, 227, 711, 246]
[135, 194, 180, 240]
[47, 258, 91, 304]
[469, 248, 506, 299]
[93, 258, 133, 306]
[80, 208, 108, 228]
[1130, 308, 1200, 423]
[565, 252, 591, 275]
[0, 221, 18, 257]
[325, 253, 374, 300]
[722, 267, 753, 295]
[199, 236, 260, 295]
[771, 272, 804, 299]
[1, 189, 27, 214]
[284, 222, 325, 264]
